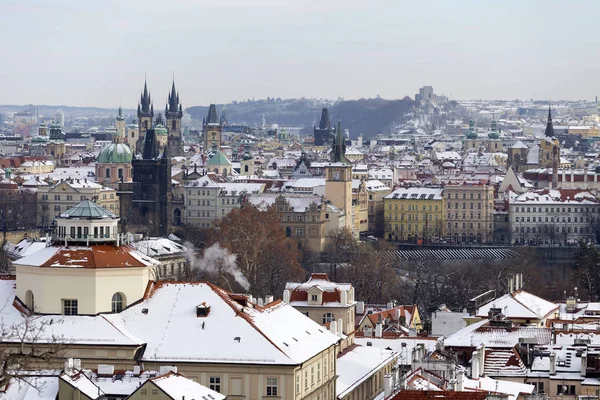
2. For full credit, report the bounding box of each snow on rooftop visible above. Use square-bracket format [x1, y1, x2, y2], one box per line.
[354, 337, 437, 366]
[150, 373, 225, 400]
[1, 376, 59, 400]
[60, 371, 104, 399]
[475, 290, 558, 320]
[104, 282, 339, 365]
[336, 345, 396, 398]
[444, 319, 551, 349]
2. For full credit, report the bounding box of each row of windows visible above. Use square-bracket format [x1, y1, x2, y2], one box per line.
[516, 216, 590, 223]
[387, 204, 440, 212]
[514, 206, 598, 213]
[42, 194, 89, 201]
[447, 212, 489, 220]
[448, 222, 489, 229]
[446, 192, 489, 200]
[448, 202, 485, 209]
[515, 226, 590, 234]
[388, 224, 442, 232]
[60, 293, 126, 315]
[388, 214, 439, 221]
[57, 225, 112, 239]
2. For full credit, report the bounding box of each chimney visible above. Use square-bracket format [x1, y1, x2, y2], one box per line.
[265, 295, 274, 304]
[478, 344, 485, 377]
[582, 351, 588, 377]
[356, 301, 365, 314]
[337, 318, 343, 337]
[375, 322, 383, 338]
[283, 290, 290, 303]
[552, 146, 559, 189]
[258, 298, 264, 306]
[395, 307, 401, 321]
[456, 370, 464, 392]
[549, 352, 556, 375]
[384, 374, 393, 398]
[330, 320, 337, 335]
[341, 290, 348, 307]
[471, 351, 480, 379]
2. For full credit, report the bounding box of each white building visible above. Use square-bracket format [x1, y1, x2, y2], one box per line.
[509, 189, 600, 245]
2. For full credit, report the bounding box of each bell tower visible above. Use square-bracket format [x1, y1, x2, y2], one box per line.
[136, 79, 154, 153]
[325, 120, 353, 232]
[202, 104, 222, 150]
[165, 79, 184, 157]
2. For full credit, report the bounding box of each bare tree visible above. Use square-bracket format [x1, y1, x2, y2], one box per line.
[0, 315, 65, 388]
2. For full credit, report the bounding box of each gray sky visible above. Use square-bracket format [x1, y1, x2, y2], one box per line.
[1, 0, 598, 108]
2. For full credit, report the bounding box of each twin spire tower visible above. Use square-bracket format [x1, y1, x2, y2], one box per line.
[136, 78, 184, 158]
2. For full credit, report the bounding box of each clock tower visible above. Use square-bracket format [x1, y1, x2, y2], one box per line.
[325, 121, 353, 232]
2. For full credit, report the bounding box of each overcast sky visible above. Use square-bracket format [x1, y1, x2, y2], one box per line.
[1, 0, 598, 108]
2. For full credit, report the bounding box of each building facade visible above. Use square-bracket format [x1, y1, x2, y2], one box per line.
[384, 187, 444, 242]
[443, 181, 494, 244]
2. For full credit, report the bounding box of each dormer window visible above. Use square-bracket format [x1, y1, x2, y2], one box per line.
[311, 294, 318, 302]
[196, 304, 210, 317]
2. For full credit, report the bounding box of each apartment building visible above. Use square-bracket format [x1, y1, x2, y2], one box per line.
[184, 174, 264, 228]
[509, 189, 600, 245]
[37, 179, 119, 227]
[383, 187, 444, 242]
[443, 181, 494, 244]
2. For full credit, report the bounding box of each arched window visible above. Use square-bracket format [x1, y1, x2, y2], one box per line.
[172, 120, 176, 130]
[285, 226, 291, 237]
[25, 290, 34, 312]
[244, 165, 249, 173]
[323, 313, 335, 324]
[111, 292, 126, 313]
[106, 168, 111, 178]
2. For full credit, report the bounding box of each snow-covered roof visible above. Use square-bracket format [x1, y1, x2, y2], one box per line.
[289, 178, 326, 189]
[444, 319, 552, 349]
[336, 345, 396, 398]
[149, 372, 225, 400]
[354, 337, 437, 366]
[475, 290, 558, 320]
[104, 282, 340, 365]
[247, 193, 322, 212]
[511, 189, 599, 205]
[1, 376, 59, 400]
[60, 371, 104, 399]
[0, 278, 144, 346]
[132, 238, 187, 258]
[384, 187, 443, 201]
[13, 244, 158, 269]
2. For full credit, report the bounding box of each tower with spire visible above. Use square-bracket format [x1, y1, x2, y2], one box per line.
[128, 121, 173, 237]
[202, 104, 223, 151]
[165, 79, 184, 157]
[544, 105, 555, 137]
[325, 120, 353, 232]
[314, 108, 335, 146]
[136, 79, 154, 154]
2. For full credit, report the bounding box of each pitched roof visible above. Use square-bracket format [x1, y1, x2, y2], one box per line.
[149, 372, 225, 400]
[13, 245, 157, 269]
[104, 282, 340, 365]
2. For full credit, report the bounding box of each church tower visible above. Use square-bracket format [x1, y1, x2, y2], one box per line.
[116, 105, 125, 139]
[325, 121, 353, 232]
[240, 143, 254, 176]
[314, 108, 335, 146]
[136, 79, 154, 153]
[202, 104, 222, 150]
[129, 126, 172, 237]
[165, 80, 184, 157]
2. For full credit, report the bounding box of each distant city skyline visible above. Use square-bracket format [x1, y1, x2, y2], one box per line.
[1, 0, 599, 108]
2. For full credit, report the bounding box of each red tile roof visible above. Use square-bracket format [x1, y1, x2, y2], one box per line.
[389, 391, 488, 400]
[41, 245, 152, 268]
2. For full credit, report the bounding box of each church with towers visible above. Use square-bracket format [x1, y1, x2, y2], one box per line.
[117, 78, 185, 237]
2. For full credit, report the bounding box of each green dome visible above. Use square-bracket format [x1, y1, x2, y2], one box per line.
[97, 142, 133, 164]
[155, 123, 168, 136]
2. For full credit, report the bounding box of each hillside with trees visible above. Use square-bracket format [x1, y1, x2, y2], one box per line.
[185, 96, 416, 138]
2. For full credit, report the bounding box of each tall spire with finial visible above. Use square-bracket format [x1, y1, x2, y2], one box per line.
[331, 119, 349, 164]
[544, 103, 555, 137]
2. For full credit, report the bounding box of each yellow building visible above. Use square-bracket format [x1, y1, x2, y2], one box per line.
[352, 180, 369, 238]
[443, 181, 495, 244]
[364, 180, 392, 237]
[37, 179, 119, 227]
[568, 125, 600, 139]
[384, 187, 444, 242]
